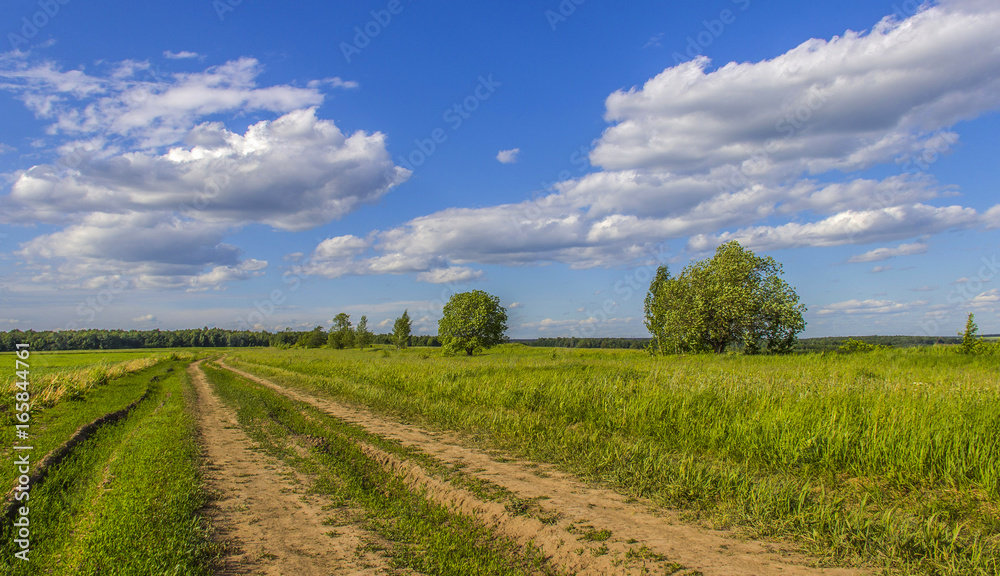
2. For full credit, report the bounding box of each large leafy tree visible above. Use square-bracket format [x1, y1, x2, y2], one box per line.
[393, 309, 412, 349]
[328, 313, 354, 349]
[644, 241, 806, 354]
[438, 290, 508, 356]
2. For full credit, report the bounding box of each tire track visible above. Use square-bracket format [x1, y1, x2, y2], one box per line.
[217, 359, 869, 576]
[190, 361, 402, 576]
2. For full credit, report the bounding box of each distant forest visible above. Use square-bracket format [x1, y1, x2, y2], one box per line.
[0, 328, 974, 352]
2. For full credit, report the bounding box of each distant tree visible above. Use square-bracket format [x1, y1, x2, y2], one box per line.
[438, 290, 508, 356]
[644, 241, 806, 354]
[959, 312, 987, 354]
[303, 326, 327, 348]
[328, 313, 354, 349]
[393, 309, 412, 349]
[355, 315, 373, 349]
[838, 338, 891, 353]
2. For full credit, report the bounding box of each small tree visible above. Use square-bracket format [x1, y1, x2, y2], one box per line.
[393, 309, 412, 349]
[355, 315, 373, 349]
[328, 313, 354, 349]
[438, 290, 508, 356]
[959, 312, 986, 354]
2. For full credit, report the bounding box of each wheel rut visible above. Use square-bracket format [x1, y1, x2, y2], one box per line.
[190, 361, 401, 576]
[216, 359, 869, 576]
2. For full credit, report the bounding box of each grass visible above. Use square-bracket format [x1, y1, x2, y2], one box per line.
[201, 362, 554, 576]
[0, 354, 176, 495]
[223, 344, 1000, 575]
[0, 359, 219, 575]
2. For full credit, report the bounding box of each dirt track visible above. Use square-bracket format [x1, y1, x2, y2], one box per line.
[215, 359, 868, 576]
[189, 361, 401, 576]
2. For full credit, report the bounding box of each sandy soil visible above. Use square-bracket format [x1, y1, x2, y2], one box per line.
[189, 361, 402, 576]
[217, 359, 869, 576]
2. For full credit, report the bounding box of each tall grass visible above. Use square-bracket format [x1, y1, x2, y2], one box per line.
[0, 356, 165, 406]
[225, 345, 1000, 575]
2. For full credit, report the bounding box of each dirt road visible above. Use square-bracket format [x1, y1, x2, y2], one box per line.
[189, 361, 401, 575]
[215, 359, 867, 576]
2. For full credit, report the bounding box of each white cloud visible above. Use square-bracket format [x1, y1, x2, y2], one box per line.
[4, 108, 409, 231]
[816, 299, 927, 316]
[508, 302, 524, 309]
[848, 241, 929, 263]
[132, 314, 157, 323]
[307, 77, 360, 90]
[592, 3, 1000, 176]
[0, 57, 326, 147]
[870, 265, 893, 273]
[689, 204, 984, 252]
[163, 51, 201, 60]
[496, 148, 521, 164]
[17, 212, 269, 290]
[970, 289, 1000, 308]
[415, 267, 484, 284]
[293, 2, 1000, 279]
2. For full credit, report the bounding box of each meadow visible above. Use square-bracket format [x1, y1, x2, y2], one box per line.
[0, 344, 996, 575]
[225, 345, 1000, 575]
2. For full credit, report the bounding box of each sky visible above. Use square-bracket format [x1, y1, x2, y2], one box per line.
[0, 0, 999, 339]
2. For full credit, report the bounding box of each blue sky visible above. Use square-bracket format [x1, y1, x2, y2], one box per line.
[1, 0, 998, 338]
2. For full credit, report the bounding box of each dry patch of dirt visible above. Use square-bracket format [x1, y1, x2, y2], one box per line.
[217, 360, 868, 576]
[189, 361, 402, 576]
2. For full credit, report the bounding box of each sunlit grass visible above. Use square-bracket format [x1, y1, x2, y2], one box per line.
[225, 344, 1000, 575]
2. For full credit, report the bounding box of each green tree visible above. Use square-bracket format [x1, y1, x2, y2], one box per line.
[644, 241, 806, 354]
[438, 290, 508, 356]
[328, 313, 354, 349]
[302, 326, 327, 348]
[643, 265, 671, 355]
[355, 315, 373, 349]
[959, 312, 986, 354]
[393, 309, 412, 349]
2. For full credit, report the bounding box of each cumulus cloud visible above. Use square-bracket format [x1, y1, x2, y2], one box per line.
[0, 55, 408, 291]
[592, 4, 1000, 176]
[293, 1, 1000, 281]
[848, 241, 930, 263]
[415, 267, 484, 284]
[6, 108, 409, 230]
[163, 51, 201, 60]
[17, 212, 268, 290]
[496, 148, 521, 164]
[816, 299, 928, 316]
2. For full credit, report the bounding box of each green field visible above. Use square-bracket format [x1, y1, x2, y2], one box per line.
[224, 345, 1000, 575]
[0, 345, 997, 575]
